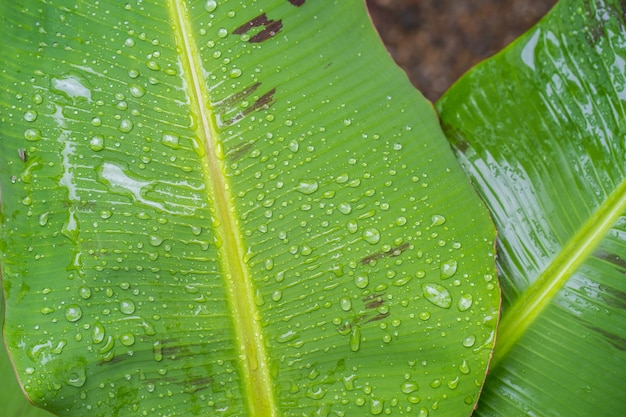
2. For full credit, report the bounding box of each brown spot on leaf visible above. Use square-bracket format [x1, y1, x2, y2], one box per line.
[216, 82, 261, 108]
[288, 0, 306, 6]
[233, 13, 270, 35]
[360, 242, 410, 265]
[233, 13, 283, 43]
[249, 20, 283, 43]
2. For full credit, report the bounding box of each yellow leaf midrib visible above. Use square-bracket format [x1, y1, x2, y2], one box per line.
[492, 178, 626, 367]
[167, 1, 276, 415]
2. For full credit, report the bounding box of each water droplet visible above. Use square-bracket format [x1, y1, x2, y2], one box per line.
[91, 117, 102, 127]
[447, 376, 460, 389]
[146, 60, 160, 71]
[66, 366, 87, 387]
[347, 220, 358, 234]
[462, 335, 476, 347]
[33, 94, 43, 104]
[395, 216, 407, 226]
[124, 37, 135, 47]
[229, 68, 242, 78]
[440, 260, 457, 279]
[340, 297, 352, 311]
[120, 332, 135, 346]
[100, 209, 112, 219]
[161, 132, 180, 149]
[288, 140, 299, 152]
[118, 119, 134, 133]
[278, 330, 298, 343]
[370, 398, 383, 415]
[205, 0, 217, 11]
[271, 290, 282, 302]
[149, 235, 164, 247]
[38, 212, 49, 226]
[90, 135, 105, 151]
[24, 128, 42, 141]
[349, 326, 361, 352]
[431, 215, 446, 226]
[51, 74, 92, 101]
[217, 27, 228, 38]
[79, 286, 92, 299]
[401, 381, 419, 394]
[120, 300, 136, 315]
[129, 84, 146, 97]
[338, 202, 352, 215]
[296, 180, 319, 195]
[153, 341, 163, 362]
[354, 273, 369, 289]
[417, 407, 429, 417]
[24, 110, 38, 122]
[457, 293, 473, 311]
[459, 359, 470, 374]
[363, 228, 380, 244]
[25, 367, 35, 375]
[421, 283, 452, 308]
[65, 305, 82, 322]
[92, 322, 105, 344]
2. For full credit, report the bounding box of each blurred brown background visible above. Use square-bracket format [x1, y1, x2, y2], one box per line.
[366, 0, 557, 101]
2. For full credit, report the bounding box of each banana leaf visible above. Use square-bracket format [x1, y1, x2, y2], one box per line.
[437, 0, 626, 415]
[0, 0, 498, 416]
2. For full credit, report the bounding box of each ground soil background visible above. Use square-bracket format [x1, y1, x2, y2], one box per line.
[366, 0, 557, 102]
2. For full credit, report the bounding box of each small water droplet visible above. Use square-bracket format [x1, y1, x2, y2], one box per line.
[278, 330, 298, 343]
[340, 297, 352, 311]
[354, 273, 369, 289]
[288, 140, 299, 152]
[120, 332, 135, 346]
[370, 398, 383, 415]
[79, 286, 92, 300]
[417, 407, 429, 417]
[120, 300, 136, 315]
[459, 359, 470, 374]
[440, 260, 457, 280]
[149, 235, 164, 247]
[118, 119, 134, 133]
[38, 212, 49, 226]
[457, 293, 473, 311]
[217, 27, 228, 38]
[422, 283, 452, 309]
[347, 220, 358, 234]
[462, 335, 476, 347]
[205, 0, 217, 12]
[363, 228, 380, 245]
[161, 132, 180, 149]
[100, 209, 112, 219]
[129, 84, 146, 97]
[296, 180, 319, 195]
[92, 322, 105, 344]
[447, 376, 460, 390]
[349, 326, 361, 352]
[24, 110, 38, 122]
[24, 128, 42, 141]
[229, 68, 242, 78]
[90, 135, 105, 151]
[153, 341, 163, 362]
[401, 381, 419, 394]
[65, 305, 82, 322]
[431, 215, 446, 226]
[146, 60, 160, 71]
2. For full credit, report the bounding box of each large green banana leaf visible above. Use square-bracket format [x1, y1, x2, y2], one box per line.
[437, 0, 626, 415]
[0, 0, 498, 416]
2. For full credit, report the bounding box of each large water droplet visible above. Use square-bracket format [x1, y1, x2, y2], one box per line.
[431, 215, 446, 226]
[349, 326, 361, 352]
[440, 260, 457, 279]
[153, 341, 163, 362]
[278, 330, 299, 343]
[205, 0, 217, 12]
[354, 273, 369, 289]
[363, 228, 380, 244]
[90, 135, 105, 151]
[457, 293, 473, 311]
[161, 132, 180, 149]
[24, 128, 42, 141]
[370, 398, 383, 415]
[118, 119, 134, 133]
[129, 84, 146, 98]
[65, 305, 82, 322]
[92, 322, 105, 344]
[24, 110, 38, 122]
[296, 180, 319, 195]
[66, 366, 87, 387]
[38, 212, 49, 227]
[120, 300, 136, 315]
[421, 283, 452, 309]
[401, 381, 419, 394]
[340, 297, 352, 311]
[120, 332, 135, 346]
[338, 202, 352, 215]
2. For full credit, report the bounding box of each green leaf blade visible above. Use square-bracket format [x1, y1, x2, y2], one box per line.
[437, 0, 626, 415]
[1, 1, 498, 416]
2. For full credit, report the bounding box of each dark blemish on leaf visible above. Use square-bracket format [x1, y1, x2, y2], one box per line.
[360, 242, 410, 265]
[233, 13, 283, 43]
[233, 13, 270, 35]
[595, 249, 626, 271]
[243, 88, 276, 116]
[216, 82, 262, 108]
[227, 141, 255, 161]
[589, 326, 626, 352]
[249, 20, 283, 43]
[18, 148, 26, 162]
[182, 376, 213, 393]
[366, 312, 390, 323]
[288, 0, 306, 6]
